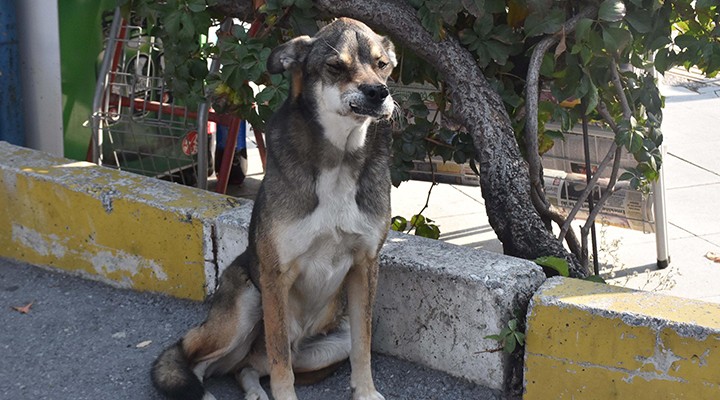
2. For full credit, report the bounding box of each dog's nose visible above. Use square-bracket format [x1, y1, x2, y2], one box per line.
[359, 84, 389, 104]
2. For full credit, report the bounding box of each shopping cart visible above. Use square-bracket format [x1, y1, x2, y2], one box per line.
[90, 8, 265, 193]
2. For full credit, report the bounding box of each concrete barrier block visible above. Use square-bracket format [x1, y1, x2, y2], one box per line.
[0, 142, 250, 300]
[374, 231, 546, 391]
[524, 277, 720, 399]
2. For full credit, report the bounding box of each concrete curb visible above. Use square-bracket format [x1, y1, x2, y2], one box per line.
[0, 141, 250, 300]
[0, 141, 546, 392]
[375, 231, 545, 391]
[524, 277, 720, 399]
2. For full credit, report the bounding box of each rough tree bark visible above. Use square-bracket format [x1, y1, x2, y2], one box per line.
[215, 0, 589, 277]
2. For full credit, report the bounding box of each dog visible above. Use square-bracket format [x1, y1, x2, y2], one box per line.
[151, 18, 397, 400]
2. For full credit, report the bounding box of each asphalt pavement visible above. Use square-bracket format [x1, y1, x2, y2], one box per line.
[0, 257, 501, 400]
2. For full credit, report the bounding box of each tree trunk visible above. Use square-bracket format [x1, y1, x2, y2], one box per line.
[218, 0, 589, 277]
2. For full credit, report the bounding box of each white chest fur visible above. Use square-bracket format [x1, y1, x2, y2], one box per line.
[275, 164, 383, 269]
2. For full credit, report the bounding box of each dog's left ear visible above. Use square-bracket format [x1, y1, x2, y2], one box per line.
[267, 36, 315, 74]
[382, 37, 398, 68]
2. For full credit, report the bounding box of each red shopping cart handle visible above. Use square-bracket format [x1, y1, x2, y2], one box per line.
[110, 94, 237, 127]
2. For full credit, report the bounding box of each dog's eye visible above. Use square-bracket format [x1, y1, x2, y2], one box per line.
[326, 62, 344, 73]
[377, 60, 388, 70]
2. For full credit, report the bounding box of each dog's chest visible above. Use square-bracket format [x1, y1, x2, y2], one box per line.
[275, 163, 383, 293]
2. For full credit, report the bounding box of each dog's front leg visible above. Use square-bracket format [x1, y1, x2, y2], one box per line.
[259, 251, 298, 400]
[346, 255, 385, 400]
[261, 278, 297, 400]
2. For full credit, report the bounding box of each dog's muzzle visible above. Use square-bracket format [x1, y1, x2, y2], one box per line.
[359, 84, 389, 105]
[350, 84, 392, 118]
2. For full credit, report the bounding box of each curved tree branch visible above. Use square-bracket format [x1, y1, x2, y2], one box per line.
[524, 5, 598, 260]
[525, 5, 598, 212]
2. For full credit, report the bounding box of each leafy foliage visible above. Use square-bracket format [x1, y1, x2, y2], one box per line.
[484, 309, 526, 354]
[391, 214, 441, 239]
[124, 0, 718, 227]
[534, 255, 570, 277]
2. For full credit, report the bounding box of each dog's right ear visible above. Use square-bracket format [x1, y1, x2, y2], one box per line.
[267, 36, 315, 74]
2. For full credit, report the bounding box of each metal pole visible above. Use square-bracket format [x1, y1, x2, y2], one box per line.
[91, 7, 123, 164]
[654, 144, 670, 268]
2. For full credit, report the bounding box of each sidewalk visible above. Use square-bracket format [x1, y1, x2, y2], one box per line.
[0, 257, 499, 400]
[390, 76, 720, 304]
[232, 73, 720, 304]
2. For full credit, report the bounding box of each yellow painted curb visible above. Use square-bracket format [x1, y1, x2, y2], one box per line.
[0, 142, 251, 300]
[524, 277, 720, 399]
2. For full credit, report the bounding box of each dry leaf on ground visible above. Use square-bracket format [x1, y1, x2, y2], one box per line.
[705, 252, 720, 263]
[136, 340, 152, 348]
[11, 301, 34, 314]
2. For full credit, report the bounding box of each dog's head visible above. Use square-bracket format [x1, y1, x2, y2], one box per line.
[267, 18, 397, 122]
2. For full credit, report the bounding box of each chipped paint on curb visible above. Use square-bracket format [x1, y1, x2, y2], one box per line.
[524, 277, 720, 399]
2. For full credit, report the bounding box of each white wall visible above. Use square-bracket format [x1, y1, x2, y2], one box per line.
[16, 0, 64, 156]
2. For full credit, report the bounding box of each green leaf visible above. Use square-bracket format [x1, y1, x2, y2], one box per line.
[598, 0, 626, 22]
[402, 142, 417, 156]
[473, 12, 494, 38]
[540, 53, 555, 77]
[618, 171, 635, 181]
[574, 18, 594, 42]
[461, 0, 485, 18]
[178, 13, 196, 40]
[603, 26, 633, 54]
[653, 49, 671, 73]
[186, 0, 207, 12]
[485, 0, 505, 14]
[513, 331, 526, 345]
[499, 327, 512, 337]
[534, 256, 570, 277]
[584, 80, 599, 115]
[294, 0, 314, 9]
[524, 9, 565, 37]
[390, 216, 407, 231]
[410, 214, 426, 227]
[627, 128, 645, 153]
[624, 11, 652, 33]
[696, 0, 715, 11]
[508, 319, 518, 331]
[418, 5, 445, 41]
[415, 223, 441, 239]
[484, 334, 503, 341]
[163, 10, 182, 36]
[504, 336, 517, 353]
[485, 40, 512, 65]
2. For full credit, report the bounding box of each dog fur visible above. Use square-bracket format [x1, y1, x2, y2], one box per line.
[151, 18, 397, 400]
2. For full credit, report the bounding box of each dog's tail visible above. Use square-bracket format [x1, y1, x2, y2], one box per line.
[151, 341, 206, 400]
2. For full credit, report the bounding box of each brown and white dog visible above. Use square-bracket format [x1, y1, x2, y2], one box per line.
[152, 18, 396, 400]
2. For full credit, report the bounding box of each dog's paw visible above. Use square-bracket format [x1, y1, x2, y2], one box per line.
[353, 389, 386, 400]
[245, 390, 270, 400]
[202, 392, 218, 400]
[270, 387, 299, 400]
